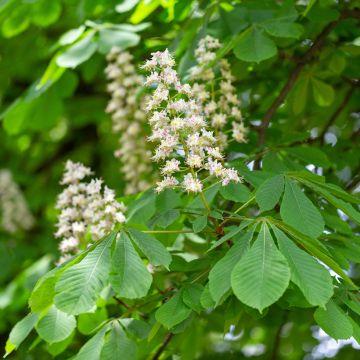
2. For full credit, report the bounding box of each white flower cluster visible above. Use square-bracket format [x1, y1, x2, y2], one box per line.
[105, 47, 154, 195]
[55, 160, 126, 263]
[142, 50, 241, 193]
[190, 35, 248, 147]
[0, 169, 34, 233]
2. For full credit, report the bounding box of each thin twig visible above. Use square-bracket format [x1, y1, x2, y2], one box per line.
[269, 311, 289, 360]
[319, 84, 356, 144]
[151, 333, 174, 360]
[256, 9, 360, 155]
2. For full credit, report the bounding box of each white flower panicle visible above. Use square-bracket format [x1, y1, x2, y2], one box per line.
[55, 160, 126, 264]
[0, 169, 34, 233]
[142, 49, 241, 194]
[190, 35, 248, 147]
[105, 47, 154, 195]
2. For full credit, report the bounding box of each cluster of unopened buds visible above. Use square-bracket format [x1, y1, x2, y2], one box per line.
[55, 160, 126, 264]
[142, 48, 242, 194]
[0, 169, 34, 233]
[105, 47, 154, 195]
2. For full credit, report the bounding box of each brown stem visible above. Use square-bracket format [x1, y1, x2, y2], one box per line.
[269, 311, 288, 360]
[151, 333, 174, 360]
[255, 9, 360, 162]
[319, 84, 356, 144]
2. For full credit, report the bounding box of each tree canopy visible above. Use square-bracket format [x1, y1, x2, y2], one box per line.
[0, 1, 360, 359]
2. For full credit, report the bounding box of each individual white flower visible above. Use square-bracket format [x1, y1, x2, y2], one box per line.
[155, 176, 179, 193]
[161, 159, 181, 175]
[182, 173, 203, 193]
[232, 122, 248, 143]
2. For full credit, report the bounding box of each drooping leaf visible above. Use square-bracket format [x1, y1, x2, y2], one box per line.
[273, 227, 333, 306]
[78, 307, 108, 335]
[127, 228, 172, 268]
[54, 233, 114, 315]
[231, 223, 290, 312]
[209, 229, 254, 304]
[256, 175, 284, 212]
[234, 26, 277, 63]
[57, 31, 98, 68]
[100, 321, 137, 360]
[314, 300, 353, 340]
[36, 305, 76, 343]
[110, 232, 152, 299]
[280, 178, 324, 238]
[29, 275, 56, 313]
[182, 283, 204, 314]
[219, 183, 251, 203]
[5, 313, 39, 356]
[311, 78, 335, 107]
[98, 29, 140, 54]
[155, 290, 192, 329]
[74, 327, 107, 360]
[192, 215, 208, 233]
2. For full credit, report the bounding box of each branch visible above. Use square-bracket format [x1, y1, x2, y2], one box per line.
[151, 333, 174, 360]
[257, 9, 360, 149]
[319, 84, 356, 144]
[269, 311, 288, 360]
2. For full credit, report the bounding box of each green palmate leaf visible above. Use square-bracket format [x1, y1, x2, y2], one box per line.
[287, 147, 331, 168]
[98, 29, 140, 54]
[234, 26, 277, 63]
[100, 321, 137, 360]
[128, 229, 172, 268]
[74, 327, 107, 360]
[55, 233, 115, 315]
[155, 290, 192, 329]
[156, 188, 181, 212]
[280, 178, 324, 238]
[29, 274, 56, 313]
[311, 78, 335, 107]
[182, 283, 204, 314]
[262, 21, 303, 39]
[299, 180, 360, 225]
[200, 284, 216, 309]
[256, 174, 284, 212]
[110, 232, 152, 299]
[119, 318, 151, 339]
[59, 26, 86, 45]
[78, 307, 108, 335]
[5, 313, 39, 356]
[35, 305, 76, 343]
[270, 218, 356, 288]
[291, 76, 309, 114]
[47, 332, 74, 356]
[219, 183, 251, 203]
[192, 215, 207, 233]
[261, 7, 303, 39]
[314, 300, 353, 340]
[231, 223, 290, 312]
[209, 229, 254, 304]
[273, 227, 333, 306]
[57, 31, 98, 68]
